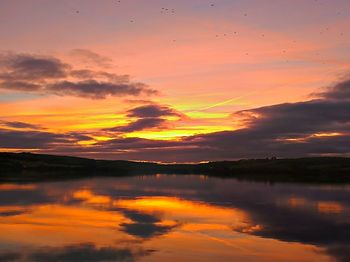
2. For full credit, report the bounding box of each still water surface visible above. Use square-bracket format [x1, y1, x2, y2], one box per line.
[0, 175, 349, 261]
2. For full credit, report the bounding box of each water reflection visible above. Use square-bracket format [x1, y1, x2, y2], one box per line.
[0, 175, 349, 261]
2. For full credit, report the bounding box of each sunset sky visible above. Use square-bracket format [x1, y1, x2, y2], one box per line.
[0, 0, 350, 162]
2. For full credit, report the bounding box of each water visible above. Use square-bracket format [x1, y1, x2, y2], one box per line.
[0, 174, 349, 262]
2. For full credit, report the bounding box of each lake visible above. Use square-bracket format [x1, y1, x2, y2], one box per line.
[0, 174, 349, 262]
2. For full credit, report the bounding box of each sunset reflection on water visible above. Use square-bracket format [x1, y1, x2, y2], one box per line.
[0, 175, 349, 261]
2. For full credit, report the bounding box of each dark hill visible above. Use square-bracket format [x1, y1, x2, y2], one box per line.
[1, 152, 350, 183]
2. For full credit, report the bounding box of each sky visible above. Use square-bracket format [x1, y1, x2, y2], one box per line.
[0, 0, 350, 162]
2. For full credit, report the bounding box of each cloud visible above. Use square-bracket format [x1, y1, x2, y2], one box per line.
[0, 187, 54, 206]
[75, 77, 350, 161]
[187, 78, 350, 159]
[218, 181, 350, 262]
[0, 168, 346, 262]
[0, 243, 151, 262]
[0, 52, 157, 99]
[324, 245, 350, 262]
[119, 209, 178, 239]
[29, 243, 135, 262]
[127, 104, 182, 118]
[47, 80, 155, 99]
[105, 104, 183, 133]
[0, 210, 27, 217]
[0, 129, 89, 149]
[2, 77, 350, 162]
[1, 121, 41, 129]
[317, 78, 350, 101]
[69, 49, 113, 67]
[120, 222, 177, 239]
[0, 53, 69, 82]
[107, 118, 167, 133]
[0, 80, 42, 91]
[97, 137, 179, 150]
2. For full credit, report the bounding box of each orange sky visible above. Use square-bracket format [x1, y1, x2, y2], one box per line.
[0, 0, 350, 161]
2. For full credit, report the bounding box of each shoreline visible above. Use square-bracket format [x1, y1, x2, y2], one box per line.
[1, 152, 350, 184]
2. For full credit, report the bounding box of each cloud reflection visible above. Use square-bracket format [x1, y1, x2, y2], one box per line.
[0, 176, 349, 261]
[0, 243, 150, 262]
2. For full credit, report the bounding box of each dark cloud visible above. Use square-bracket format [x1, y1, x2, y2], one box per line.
[235, 198, 350, 246]
[0, 53, 69, 82]
[122, 210, 161, 224]
[0, 210, 27, 217]
[0, 80, 42, 91]
[232, 100, 350, 137]
[0, 129, 90, 149]
[70, 69, 130, 82]
[47, 80, 154, 99]
[29, 243, 135, 262]
[76, 77, 350, 161]
[107, 118, 167, 132]
[120, 222, 177, 239]
[0, 188, 54, 206]
[323, 245, 350, 262]
[182, 78, 350, 159]
[97, 137, 178, 150]
[119, 209, 178, 239]
[0, 243, 149, 262]
[2, 76, 350, 162]
[0, 52, 157, 99]
[214, 181, 350, 262]
[104, 104, 183, 133]
[127, 104, 182, 118]
[317, 78, 350, 101]
[0, 129, 67, 149]
[1, 121, 41, 129]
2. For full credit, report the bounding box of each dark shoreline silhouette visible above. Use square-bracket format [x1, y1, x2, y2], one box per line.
[1, 152, 350, 183]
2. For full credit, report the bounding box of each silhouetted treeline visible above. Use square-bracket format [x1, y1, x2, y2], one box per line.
[1, 152, 350, 183]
